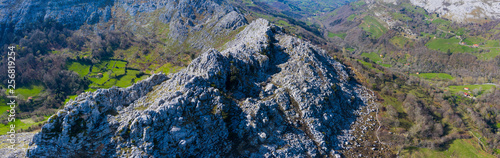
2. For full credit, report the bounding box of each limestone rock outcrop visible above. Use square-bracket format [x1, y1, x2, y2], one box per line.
[409, 0, 500, 22]
[27, 19, 373, 157]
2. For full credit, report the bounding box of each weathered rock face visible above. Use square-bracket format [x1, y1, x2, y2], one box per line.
[0, 0, 247, 50]
[27, 19, 372, 157]
[408, 0, 500, 22]
[0, 0, 110, 31]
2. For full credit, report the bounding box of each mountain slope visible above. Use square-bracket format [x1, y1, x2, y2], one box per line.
[0, 0, 247, 50]
[409, 0, 500, 23]
[303, 0, 500, 156]
[0, 0, 249, 129]
[26, 19, 375, 157]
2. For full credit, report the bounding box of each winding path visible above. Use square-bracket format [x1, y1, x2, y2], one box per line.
[469, 131, 487, 152]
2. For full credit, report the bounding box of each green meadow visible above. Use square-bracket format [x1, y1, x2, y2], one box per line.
[327, 32, 346, 39]
[68, 60, 149, 91]
[476, 49, 500, 60]
[357, 59, 383, 73]
[0, 116, 49, 134]
[401, 139, 495, 158]
[426, 37, 477, 53]
[448, 84, 496, 97]
[4, 84, 45, 100]
[359, 16, 387, 39]
[390, 36, 413, 49]
[417, 73, 454, 80]
[361, 52, 391, 68]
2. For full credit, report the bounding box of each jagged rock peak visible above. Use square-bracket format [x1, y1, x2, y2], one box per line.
[27, 19, 371, 157]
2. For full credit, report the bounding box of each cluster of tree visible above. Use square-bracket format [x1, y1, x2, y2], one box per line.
[342, 54, 500, 153]
[344, 57, 466, 149]
[0, 22, 138, 126]
[237, 0, 500, 154]
[0, 53, 89, 126]
[463, 89, 500, 150]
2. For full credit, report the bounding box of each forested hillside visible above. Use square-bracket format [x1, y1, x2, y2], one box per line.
[0, 0, 246, 134]
[231, 0, 500, 156]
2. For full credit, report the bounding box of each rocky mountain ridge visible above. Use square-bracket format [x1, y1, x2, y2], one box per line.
[0, 0, 247, 50]
[408, 0, 500, 23]
[25, 19, 376, 157]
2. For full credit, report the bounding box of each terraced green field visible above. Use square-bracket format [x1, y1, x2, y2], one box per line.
[448, 84, 496, 97]
[275, 20, 291, 27]
[65, 59, 184, 103]
[401, 139, 495, 158]
[476, 49, 500, 60]
[115, 70, 143, 88]
[426, 37, 477, 53]
[155, 63, 184, 74]
[361, 52, 382, 62]
[67, 61, 91, 77]
[417, 73, 454, 80]
[484, 40, 500, 47]
[478, 40, 500, 59]
[327, 32, 346, 39]
[69, 60, 148, 91]
[431, 15, 451, 27]
[463, 37, 485, 45]
[391, 12, 412, 21]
